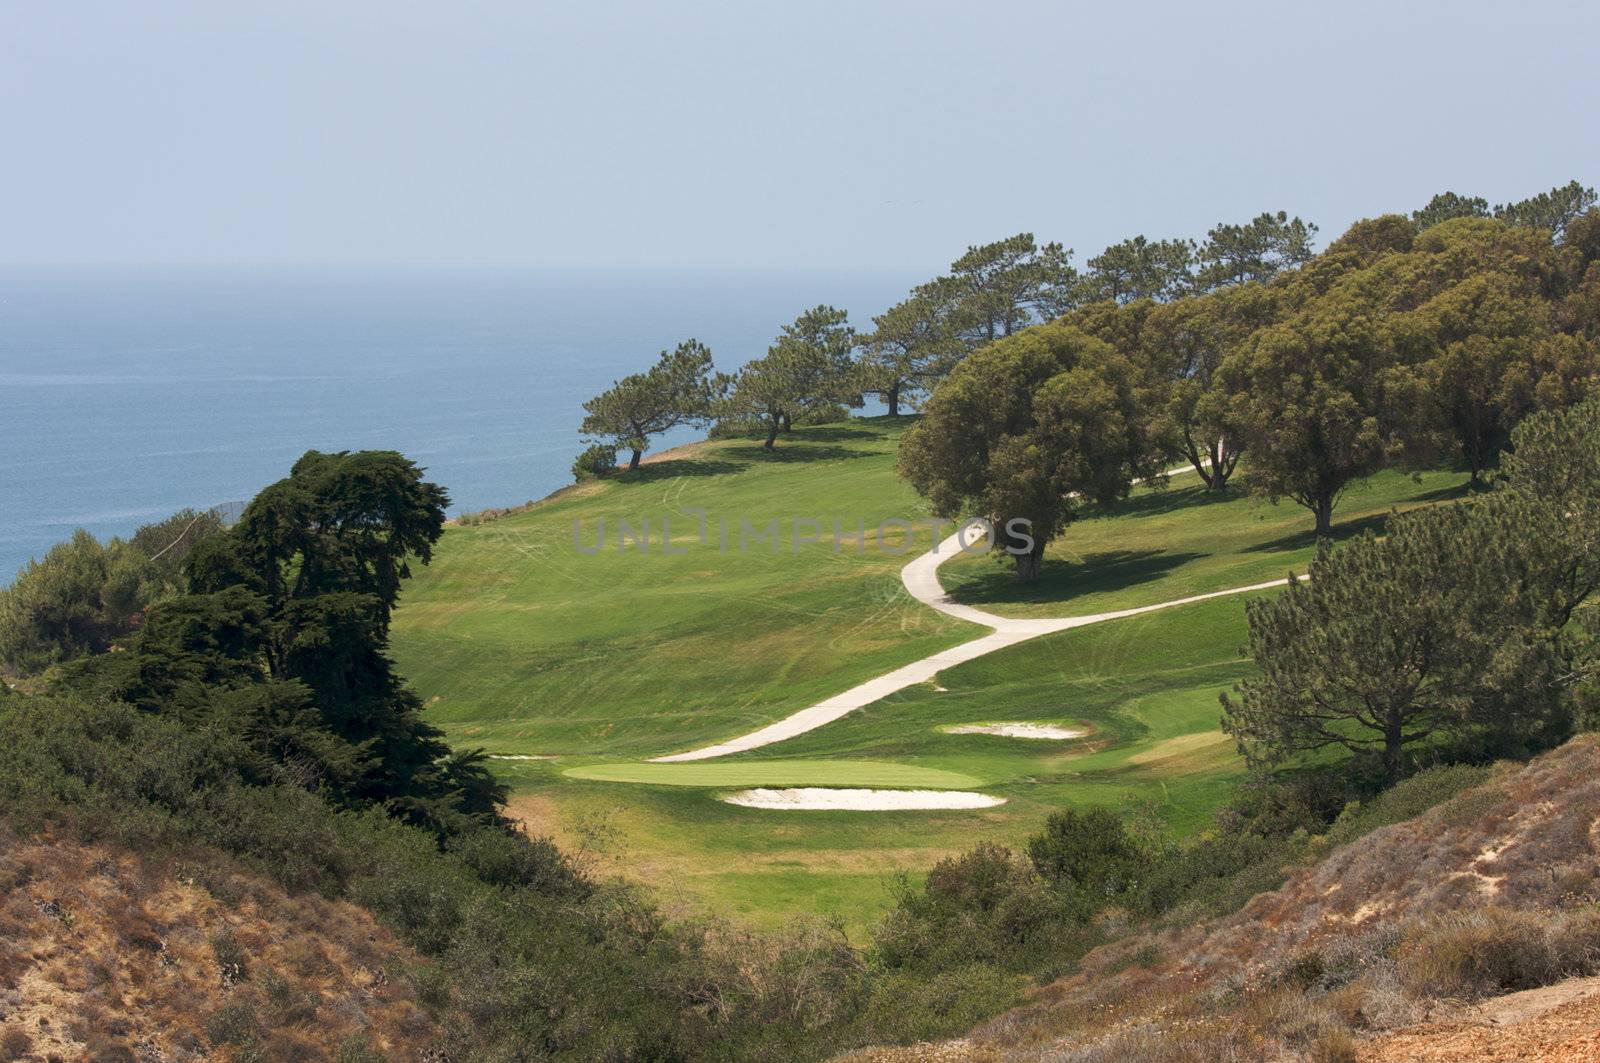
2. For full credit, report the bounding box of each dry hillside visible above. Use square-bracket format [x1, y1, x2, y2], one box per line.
[844, 735, 1600, 1063]
[0, 831, 436, 1062]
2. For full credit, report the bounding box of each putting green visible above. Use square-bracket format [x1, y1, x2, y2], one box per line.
[562, 759, 983, 789]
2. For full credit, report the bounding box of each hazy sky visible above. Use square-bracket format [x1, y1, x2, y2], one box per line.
[3, 0, 1597, 271]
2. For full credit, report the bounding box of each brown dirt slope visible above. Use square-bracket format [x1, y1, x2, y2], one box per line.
[0, 830, 435, 1062]
[1357, 975, 1600, 1062]
[843, 735, 1600, 1062]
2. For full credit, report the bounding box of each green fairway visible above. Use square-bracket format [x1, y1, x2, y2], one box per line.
[939, 465, 1471, 617]
[391, 418, 976, 758]
[494, 591, 1270, 931]
[391, 418, 1471, 930]
[562, 759, 984, 789]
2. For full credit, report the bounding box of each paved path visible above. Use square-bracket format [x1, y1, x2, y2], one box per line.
[652, 516, 1289, 763]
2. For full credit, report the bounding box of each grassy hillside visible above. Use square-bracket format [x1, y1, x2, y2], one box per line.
[392, 418, 974, 758]
[391, 418, 1471, 928]
[939, 465, 1471, 617]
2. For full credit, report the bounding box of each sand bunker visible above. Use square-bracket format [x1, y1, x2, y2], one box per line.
[941, 722, 1086, 740]
[721, 787, 1006, 811]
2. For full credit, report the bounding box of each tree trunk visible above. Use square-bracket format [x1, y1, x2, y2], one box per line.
[1313, 493, 1334, 537]
[1206, 439, 1232, 491]
[763, 418, 779, 449]
[887, 382, 901, 417]
[1383, 716, 1405, 783]
[779, 411, 792, 433]
[628, 448, 642, 471]
[1013, 541, 1046, 583]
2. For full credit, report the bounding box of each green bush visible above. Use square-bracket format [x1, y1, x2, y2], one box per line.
[205, 1000, 263, 1046]
[874, 843, 1088, 974]
[1028, 806, 1155, 913]
[856, 963, 1019, 1045]
[571, 443, 617, 481]
[0, 531, 143, 672]
[0, 692, 903, 1061]
[0, 508, 225, 674]
[1322, 763, 1496, 849]
[334, 1036, 387, 1063]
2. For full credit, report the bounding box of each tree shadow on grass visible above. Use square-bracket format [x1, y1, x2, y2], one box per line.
[790, 425, 879, 442]
[1411, 480, 1482, 503]
[952, 548, 1208, 608]
[1242, 479, 1475, 554]
[720, 443, 876, 464]
[614, 459, 750, 483]
[1242, 511, 1392, 555]
[1084, 483, 1242, 522]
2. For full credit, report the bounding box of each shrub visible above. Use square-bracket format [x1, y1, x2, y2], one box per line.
[1395, 907, 1600, 998]
[1306, 1027, 1359, 1063]
[334, 1036, 387, 1063]
[0, 531, 144, 672]
[874, 843, 1087, 974]
[0, 507, 225, 674]
[856, 963, 1018, 1045]
[1322, 763, 1496, 849]
[211, 927, 250, 985]
[205, 1001, 263, 1046]
[571, 443, 616, 482]
[446, 824, 589, 898]
[0, 1030, 33, 1063]
[1028, 806, 1154, 913]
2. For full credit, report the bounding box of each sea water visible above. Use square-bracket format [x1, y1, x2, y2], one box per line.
[0, 264, 917, 582]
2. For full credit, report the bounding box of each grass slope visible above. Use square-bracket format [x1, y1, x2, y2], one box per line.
[392, 418, 973, 758]
[392, 419, 1470, 929]
[939, 466, 1471, 617]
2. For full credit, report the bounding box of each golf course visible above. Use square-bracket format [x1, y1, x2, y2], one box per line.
[388, 417, 1469, 930]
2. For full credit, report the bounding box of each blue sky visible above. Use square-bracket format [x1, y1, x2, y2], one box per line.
[2, 0, 1597, 270]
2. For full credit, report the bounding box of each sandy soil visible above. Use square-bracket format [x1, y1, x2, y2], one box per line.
[941, 722, 1086, 740]
[720, 787, 1007, 811]
[1359, 976, 1600, 1062]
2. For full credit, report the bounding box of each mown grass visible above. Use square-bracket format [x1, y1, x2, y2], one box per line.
[391, 418, 975, 758]
[561, 760, 983, 788]
[939, 467, 1472, 617]
[494, 593, 1271, 931]
[391, 419, 1471, 929]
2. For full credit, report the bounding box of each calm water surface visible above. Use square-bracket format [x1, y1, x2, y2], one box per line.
[0, 265, 916, 582]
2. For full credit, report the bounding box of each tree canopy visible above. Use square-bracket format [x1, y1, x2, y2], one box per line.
[944, 233, 1078, 342]
[898, 322, 1161, 581]
[725, 305, 861, 447]
[74, 450, 504, 836]
[1223, 396, 1600, 781]
[580, 339, 721, 470]
[1193, 211, 1318, 291]
[1412, 190, 1490, 231]
[1078, 235, 1196, 304]
[858, 279, 966, 416]
[1494, 179, 1598, 241]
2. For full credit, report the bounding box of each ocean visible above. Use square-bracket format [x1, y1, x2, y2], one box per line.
[0, 265, 919, 583]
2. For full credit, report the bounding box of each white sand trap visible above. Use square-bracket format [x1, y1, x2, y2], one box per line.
[489, 754, 554, 761]
[941, 722, 1087, 740]
[721, 787, 1006, 811]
